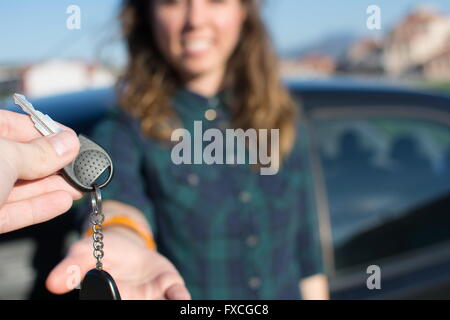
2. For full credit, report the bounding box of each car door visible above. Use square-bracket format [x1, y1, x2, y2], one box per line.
[296, 88, 450, 299]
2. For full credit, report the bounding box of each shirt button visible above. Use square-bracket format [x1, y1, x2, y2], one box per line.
[248, 277, 262, 290]
[204, 109, 217, 121]
[187, 173, 199, 186]
[246, 235, 259, 248]
[239, 191, 252, 203]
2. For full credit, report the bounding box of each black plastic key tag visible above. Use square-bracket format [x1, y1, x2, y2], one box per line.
[79, 269, 121, 300]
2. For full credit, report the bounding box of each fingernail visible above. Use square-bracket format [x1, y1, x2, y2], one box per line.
[49, 131, 78, 156]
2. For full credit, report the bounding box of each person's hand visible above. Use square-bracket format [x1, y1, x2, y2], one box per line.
[46, 227, 191, 300]
[0, 110, 82, 234]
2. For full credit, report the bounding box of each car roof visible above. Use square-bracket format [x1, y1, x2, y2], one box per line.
[3, 77, 450, 132]
[285, 76, 450, 98]
[286, 77, 450, 115]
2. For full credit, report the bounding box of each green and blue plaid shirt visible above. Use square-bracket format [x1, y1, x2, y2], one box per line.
[89, 89, 324, 299]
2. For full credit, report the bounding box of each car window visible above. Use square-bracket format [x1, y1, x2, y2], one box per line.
[313, 116, 450, 272]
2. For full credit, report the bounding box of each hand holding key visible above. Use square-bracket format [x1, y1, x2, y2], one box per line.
[0, 109, 82, 234]
[13, 94, 124, 299]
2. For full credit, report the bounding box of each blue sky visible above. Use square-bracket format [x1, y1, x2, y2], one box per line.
[0, 0, 448, 66]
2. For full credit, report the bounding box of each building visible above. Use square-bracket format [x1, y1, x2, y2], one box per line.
[384, 8, 450, 77]
[343, 37, 384, 75]
[21, 60, 115, 98]
[423, 46, 450, 81]
[280, 54, 336, 78]
[0, 59, 116, 100]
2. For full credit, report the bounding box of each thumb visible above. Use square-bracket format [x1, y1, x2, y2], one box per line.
[165, 283, 192, 300]
[9, 130, 80, 181]
[46, 244, 93, 295]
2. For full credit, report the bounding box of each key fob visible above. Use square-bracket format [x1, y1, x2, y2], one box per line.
[61, 134, 114, 192]
[79, 269, 121, 300]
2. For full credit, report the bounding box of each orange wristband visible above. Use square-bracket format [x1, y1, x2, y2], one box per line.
[85, 216, 156, 251]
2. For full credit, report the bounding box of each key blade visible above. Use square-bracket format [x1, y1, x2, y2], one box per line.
[34, 115, 57, 135]
[13, 93, 63, 136]
[13, 93, 36, 114]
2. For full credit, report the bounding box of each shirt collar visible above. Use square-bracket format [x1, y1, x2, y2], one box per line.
[174, 87, 230, 111]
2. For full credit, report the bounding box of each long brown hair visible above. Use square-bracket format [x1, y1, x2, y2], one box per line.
[118, 0, 297, 163]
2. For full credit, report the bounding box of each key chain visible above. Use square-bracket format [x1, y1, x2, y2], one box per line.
[13, 93, 121, 300]
[79, 184, 121, 300]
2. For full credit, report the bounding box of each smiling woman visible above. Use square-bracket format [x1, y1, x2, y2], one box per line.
[119, 0, 296, 160]
[46, 0, 328, 300]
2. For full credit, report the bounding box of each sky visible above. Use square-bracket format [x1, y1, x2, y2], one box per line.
[0, 0, 449, 67]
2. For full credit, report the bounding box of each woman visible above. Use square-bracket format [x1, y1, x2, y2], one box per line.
[46, 0, 328, 300]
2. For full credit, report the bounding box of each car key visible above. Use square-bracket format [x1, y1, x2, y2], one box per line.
[13, 93, 114, 192]
[13, 93, 120, 300]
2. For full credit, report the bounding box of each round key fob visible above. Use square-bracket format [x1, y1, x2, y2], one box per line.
[12, 95, 113, 192]
[79, 269, 121, 300]
[61, 134, 114, 192]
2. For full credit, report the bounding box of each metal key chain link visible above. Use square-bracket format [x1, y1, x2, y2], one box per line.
[90, 184, 105, 270]
[82, 167, 121, 300]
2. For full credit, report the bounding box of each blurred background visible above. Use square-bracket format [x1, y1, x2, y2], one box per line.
[1, 0, 450, 101]
[0, 0, 450, 300]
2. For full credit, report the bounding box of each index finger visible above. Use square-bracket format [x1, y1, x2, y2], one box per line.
[0, 110, 73, 142]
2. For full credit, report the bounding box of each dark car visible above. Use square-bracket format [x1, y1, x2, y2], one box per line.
[1, 79, 449, 299]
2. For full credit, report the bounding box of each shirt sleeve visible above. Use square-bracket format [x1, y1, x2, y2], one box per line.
[88, 107, 158, 236]
[297, 123, 325, 278]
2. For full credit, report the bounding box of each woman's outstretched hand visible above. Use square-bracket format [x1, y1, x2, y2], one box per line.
[46, 227, 191, 300]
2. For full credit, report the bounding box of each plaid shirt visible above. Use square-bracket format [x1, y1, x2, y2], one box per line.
[89, 89, 324, 299]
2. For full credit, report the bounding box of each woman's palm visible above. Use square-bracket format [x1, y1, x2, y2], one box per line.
[46, 229, 190, 300]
